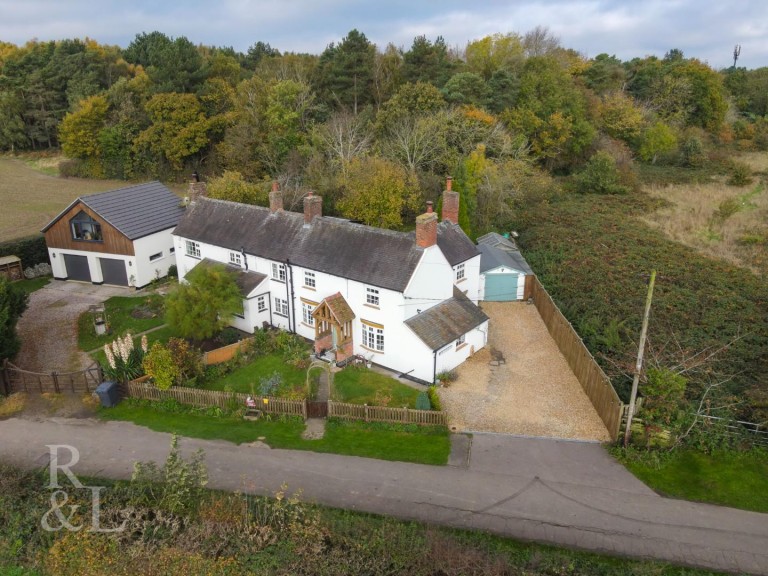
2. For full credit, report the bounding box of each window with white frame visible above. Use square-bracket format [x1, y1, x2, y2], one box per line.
[185, 240, 201, 258]
[274, 297, 289, 316]
[302, 302, 315, 326]
[271, 262, 286, 282]
[365, 286, 380, 306]
[362, 322, 384, 352]
[455, 263, 465, 281]
[257, 295, 266, 313]
[229, 251, 242, 267]
[149, 251, 163, 262]
[455, 333, 466, 347]
[233, 301, 245, 319]
[304, 270, 315, 288]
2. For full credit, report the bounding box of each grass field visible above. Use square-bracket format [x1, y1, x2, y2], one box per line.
[0, 156, 187, 243]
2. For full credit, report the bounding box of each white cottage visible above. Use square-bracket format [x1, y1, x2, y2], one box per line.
[171, 180, 488, 384]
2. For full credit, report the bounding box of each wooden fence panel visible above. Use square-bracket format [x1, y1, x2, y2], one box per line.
[202, 338, 255, 366]
[4, 362, 100, 394]
[328, 401, 447, 426]
[529, 277, 622, 440]
[124, 381, 307, 418]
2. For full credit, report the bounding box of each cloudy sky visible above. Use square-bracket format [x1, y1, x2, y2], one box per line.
[1, 0, 766, 69]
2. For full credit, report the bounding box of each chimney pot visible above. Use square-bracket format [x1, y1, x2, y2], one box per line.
[271, 180, 279, 192]
[426, 201, 434, 213]
[446, 176, 452, 191]
[269, 182, 283, 213]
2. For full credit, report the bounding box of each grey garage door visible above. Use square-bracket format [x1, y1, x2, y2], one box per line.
[99, 258, 129, 286]
[63, 254, 91, 282]
[484, 272, 518, 301]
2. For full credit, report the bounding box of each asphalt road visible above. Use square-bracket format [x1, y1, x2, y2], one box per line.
[1, 416, 766, 575]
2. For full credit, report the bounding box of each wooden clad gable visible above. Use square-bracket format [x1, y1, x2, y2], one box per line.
[43, 201, 135, 256]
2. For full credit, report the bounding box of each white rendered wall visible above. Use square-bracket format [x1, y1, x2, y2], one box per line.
[133, 229, 177, 287]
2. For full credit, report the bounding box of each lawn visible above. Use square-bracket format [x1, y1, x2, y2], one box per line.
[11, 276, 50, 295]
[333, 367, 421, 408]
[78, 294, 165, 351]
[203, 354, 308, 396]
[99, 401, 450, 465]
[618, 448, 768, 513]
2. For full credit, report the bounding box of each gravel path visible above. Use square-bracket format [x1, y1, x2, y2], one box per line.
[14, 281, 131, 373]
[439, 301, 611, 442]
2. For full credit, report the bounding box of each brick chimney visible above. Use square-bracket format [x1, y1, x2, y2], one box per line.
[415, 201, 438, 248]
[188, 171, 207, 205]
[303, 191, 322, 225]
[269, 181, 283, 213]
[441, 176, 459, 225]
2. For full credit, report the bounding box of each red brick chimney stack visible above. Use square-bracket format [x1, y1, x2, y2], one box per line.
[416, 201, 438, 248]
[188, 171, 207, 205]
[303, 190, 322, 225]
[441, 176, 459, 224]
[269, 181, 283, 213]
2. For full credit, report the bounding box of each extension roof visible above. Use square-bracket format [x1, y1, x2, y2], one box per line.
[404, 286, 489, 351]
[174, 197, 442, 292]
[476, 231, 520, 251]
[194, 258, 267, 297]
[435, 221, 480, 266]
[42, 181, 185, 240]
[478, 244, 533, 275]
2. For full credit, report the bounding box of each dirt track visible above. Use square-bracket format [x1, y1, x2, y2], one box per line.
[438, 301, 611, 442]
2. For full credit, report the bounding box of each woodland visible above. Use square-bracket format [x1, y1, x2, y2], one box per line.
[1, 27, 766, 427]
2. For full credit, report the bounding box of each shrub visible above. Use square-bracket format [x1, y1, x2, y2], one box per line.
[259, 371, 283, 396]
[435, 370, 458, 385]
[102, 333, 147, 382]
[0, 235, 49, 267]
[142, 342, 179, 390]
[415, 391, 431, 411]
[573, 151, 628, 195]
[727, 161, 753, 186]
[679, 134, 706, 167]
[167, 264, 178, 279]
[427, 386, 442, 411]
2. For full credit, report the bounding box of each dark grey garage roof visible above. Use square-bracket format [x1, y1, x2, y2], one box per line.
[173, 198, 432, 292]
[42, 181, 184, 240]
[477, 231, 520, 251]
[194, 258, 267, 297]
[478, 244, 533, 275]
[404, 287, 489, 351]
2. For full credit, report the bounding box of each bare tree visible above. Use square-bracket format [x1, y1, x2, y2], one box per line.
[317, 110, 373, 175]
[522, 26, 561, 58]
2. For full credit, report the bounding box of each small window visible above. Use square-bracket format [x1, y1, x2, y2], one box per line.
[257, 295, 266, 313]
[149, 252, 163, 262]
[366, 287, 379, 306]
[362, 322, 384, 352]
[169, 247, 175, 254]
[302, 302, 315, 326]
[455, 263, 465, 282]
[70, 211, 102, 241]
[274, 297, 289, 316]
[304, 271, 315, 288]
[185, 240, 201, 258]
[271, 262, 286, 282]
[455, 334, 466, 347]
[229, 251, 242, 267]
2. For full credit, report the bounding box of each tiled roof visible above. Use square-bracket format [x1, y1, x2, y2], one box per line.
[436, 221, 480, 266]
[43, 181, 184, 239]
[477, 231, 520, 251]
[404, 287, 489, 351]
[194, 258, 267, 297]
[173, 198, 430, 292]
[315, 292, 356, 325]
[478, 244, 533, 275]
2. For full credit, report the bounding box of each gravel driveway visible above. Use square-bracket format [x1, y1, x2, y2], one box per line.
[438, 301, 611, 442]
[14, 280, 132, 373]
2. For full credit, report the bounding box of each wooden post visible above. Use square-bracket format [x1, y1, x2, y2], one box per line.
[1, 359, 9, 396]
[624, 270, 656, 448]
[52, 372, 59, 393]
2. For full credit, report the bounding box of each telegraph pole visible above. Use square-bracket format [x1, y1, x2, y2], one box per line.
[624, 269, 656, 448]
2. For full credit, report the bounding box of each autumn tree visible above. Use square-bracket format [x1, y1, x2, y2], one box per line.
[0, 277, 28, 362]
[59, 94, 109, 159]
[165, 262, 243, 341]
[206, 170, 264, 204]
[464, 33, 524, 80]
[337, 156, 420, 228]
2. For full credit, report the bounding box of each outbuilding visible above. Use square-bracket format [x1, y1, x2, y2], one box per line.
[477, 233, 533, 301]
[42, 181, 184, 288]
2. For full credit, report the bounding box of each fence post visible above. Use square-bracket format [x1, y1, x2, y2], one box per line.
[52, 372, 60, 394]
[1, 359, 8, 396]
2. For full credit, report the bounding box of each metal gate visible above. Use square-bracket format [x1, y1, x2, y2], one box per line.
[100, 258, 129, 286]
[63, 254, 91, 282]
[306, 401, 328, 418]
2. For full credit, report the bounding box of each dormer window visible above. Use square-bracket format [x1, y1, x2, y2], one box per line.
[70, 211, 102, 242]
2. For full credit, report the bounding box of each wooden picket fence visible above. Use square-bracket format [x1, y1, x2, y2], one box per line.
[529, 276, 623, 440]
[125, 380, 307, 418]
[329, 400, 447, 426]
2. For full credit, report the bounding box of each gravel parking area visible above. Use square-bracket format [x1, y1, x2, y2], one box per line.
[14, 281, 132, 373]
[438, 301, 611, 442]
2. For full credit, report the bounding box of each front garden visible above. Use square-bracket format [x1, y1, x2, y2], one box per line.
[76, 265, 448, 465]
